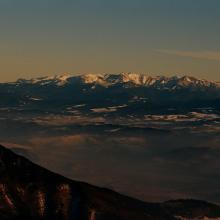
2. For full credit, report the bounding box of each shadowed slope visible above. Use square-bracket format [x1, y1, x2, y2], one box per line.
[0, 145, 174, 220]
[0, 145, 220, 220]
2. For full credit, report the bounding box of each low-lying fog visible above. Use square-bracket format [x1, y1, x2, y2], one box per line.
[0, 112, 220, 204]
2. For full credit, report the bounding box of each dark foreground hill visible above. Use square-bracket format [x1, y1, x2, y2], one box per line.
[0, 145, 220, 220]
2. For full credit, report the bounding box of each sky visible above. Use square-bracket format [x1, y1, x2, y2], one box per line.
[0, 0, 220, 82]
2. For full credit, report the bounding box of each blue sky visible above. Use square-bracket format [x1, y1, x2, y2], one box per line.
[0, 0, 220, 81]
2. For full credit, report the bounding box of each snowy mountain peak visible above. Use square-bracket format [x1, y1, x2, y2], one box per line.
[80, 73, 105, 84]
[115, 72, 148, 85]
[53, 73, 75, 86]
[55, 73, 73, 81]
[16, 73, 74, 86]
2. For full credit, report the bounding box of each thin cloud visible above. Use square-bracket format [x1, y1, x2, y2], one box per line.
[156, 49, 220, 61]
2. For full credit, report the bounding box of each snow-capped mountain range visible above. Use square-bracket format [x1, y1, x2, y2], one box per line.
[1, 73, 219, 116]
[14, 72, 220, 90]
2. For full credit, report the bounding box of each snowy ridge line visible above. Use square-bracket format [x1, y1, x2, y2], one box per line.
[9, 73, 220, 89]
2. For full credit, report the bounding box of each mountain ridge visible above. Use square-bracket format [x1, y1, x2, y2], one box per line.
[1, 144, 220, 220]
[9, 73, 220, 90]
[0, 72, 219, 116]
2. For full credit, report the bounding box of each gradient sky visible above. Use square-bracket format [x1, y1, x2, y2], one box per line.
[0, 0, 220, 82]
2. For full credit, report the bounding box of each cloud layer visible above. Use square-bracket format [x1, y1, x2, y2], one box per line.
[156, 49, 220, 61]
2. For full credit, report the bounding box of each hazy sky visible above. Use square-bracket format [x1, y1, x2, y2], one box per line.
[0, 0, 220, 82]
